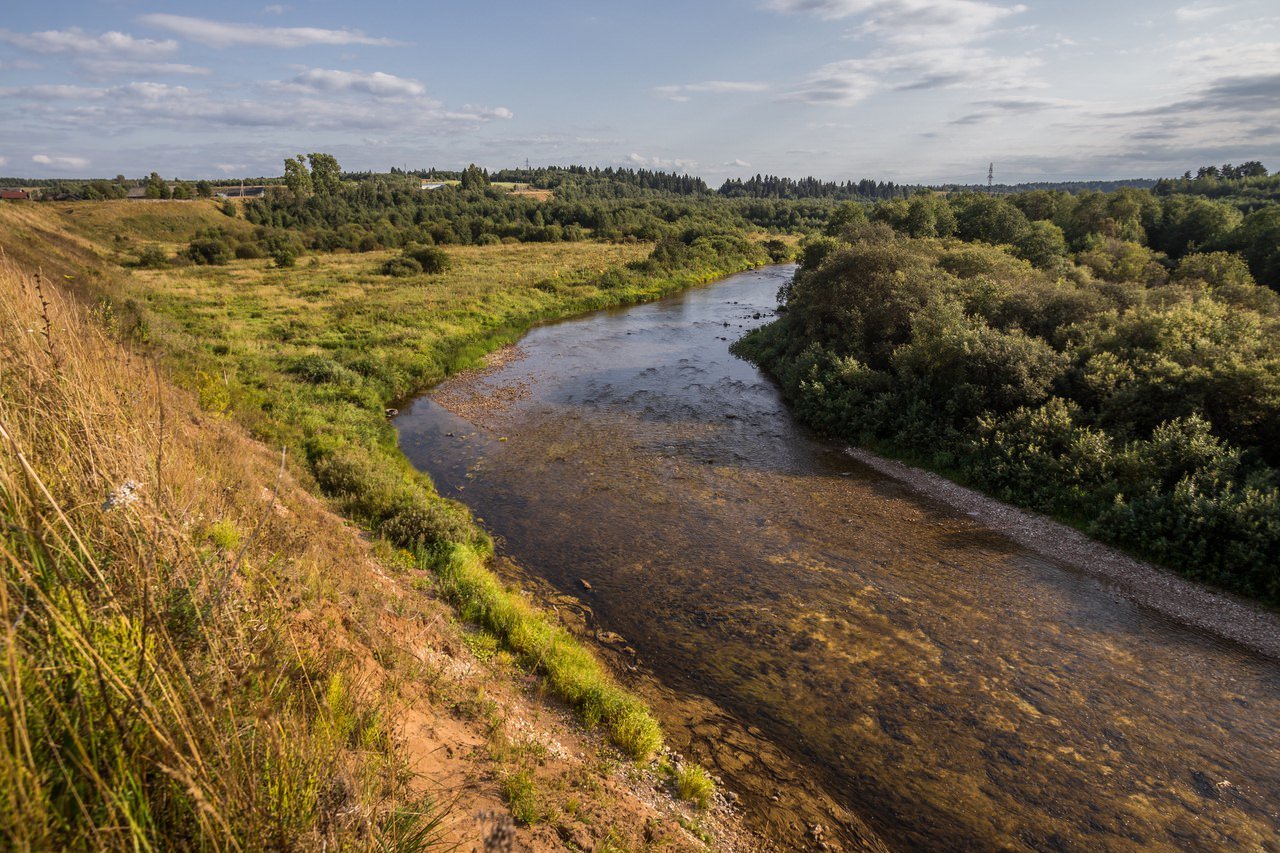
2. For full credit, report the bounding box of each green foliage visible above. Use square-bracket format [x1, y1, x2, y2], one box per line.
[402, 244, 451, 274]
[381, 256, 422, 277]
[134, 244, 170, 268]
[284, 154, 312, 197]
[674, 764, 715, 810]
[433, 543, 663, 759]
[184, 236, 231, 266]
[738, 232, 1280, 603]
[272, 246, 298, 268]
[307, 153, 342, 196]
[502, 770, 542, 825]
[460, 163, 490, 192]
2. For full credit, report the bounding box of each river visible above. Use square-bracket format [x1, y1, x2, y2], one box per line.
[396, 265, 1280, 850]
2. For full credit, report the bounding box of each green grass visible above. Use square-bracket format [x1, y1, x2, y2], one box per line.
[502, 769, 543, 825]
[20, 205, 765, 769]
[434, 544, 663, 760]
[675, 764, 715, 810]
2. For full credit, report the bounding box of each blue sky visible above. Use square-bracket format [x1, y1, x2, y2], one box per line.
[1, 0, 1278, 183]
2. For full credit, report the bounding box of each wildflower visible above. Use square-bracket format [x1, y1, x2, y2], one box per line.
[103, 480, 142, 511]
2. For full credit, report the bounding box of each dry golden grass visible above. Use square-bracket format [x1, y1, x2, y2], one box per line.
[0, 256, 441, 849]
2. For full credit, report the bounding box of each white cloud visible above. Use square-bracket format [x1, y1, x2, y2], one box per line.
[769, 0, 1027, 45]
[0, 27, 178, 57]
[214, 163, 246, 173]
[282, 68, 426, 97]
[442, 105, 514, 121]
[783, 43, 1041, 105]
[138, 14, 402, 48]
[2, 77, 510, 137]
[654, 80, 770, 101]
[628, 152, 699, 170]
[262, 4, 292, 15]
[770, 0, 1039, 108]
[1175, 4, 1233, 23]
[0, 156, 8, 167]
[76, 59, 212, 78]
[783, 61, 879, 105]
[32, 154, 90, 170]
[725, 158, 752, 167]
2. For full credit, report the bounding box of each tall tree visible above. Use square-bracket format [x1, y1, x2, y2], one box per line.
[284, 155, 312, 197]
[307, 153, 342, 196]
[460, 163, 490, 191]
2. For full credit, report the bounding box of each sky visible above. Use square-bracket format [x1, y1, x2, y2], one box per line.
[1, 0, 1278, 184]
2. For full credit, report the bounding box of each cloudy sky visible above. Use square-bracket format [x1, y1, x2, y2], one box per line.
[1, 0, 1278, 183]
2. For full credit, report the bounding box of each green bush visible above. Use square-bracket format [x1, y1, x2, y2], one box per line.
[272, 246, 299, 268]
[290, 354, 349, 384]
[135, 244, 170, 269]
[401, 244, 451, 274]
[185, 237, 231, 266]
[380, 256, 422, 277]
[381, 500, 473, 550]
[740, 233, 1280, 604]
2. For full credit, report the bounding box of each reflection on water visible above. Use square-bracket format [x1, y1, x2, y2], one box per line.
[397, 266, 1280, 850]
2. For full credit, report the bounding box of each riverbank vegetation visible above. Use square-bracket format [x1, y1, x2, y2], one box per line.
[736, 170, 1280, 603]
[0, 162, 798, 843]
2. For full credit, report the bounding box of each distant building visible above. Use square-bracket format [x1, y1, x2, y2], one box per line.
[214, 186, 269, 199]
[1, 189, 33, 200]
[420, 180, 446, 191]
[126, 187, 150, 200]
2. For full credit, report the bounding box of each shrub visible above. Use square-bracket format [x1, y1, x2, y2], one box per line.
[502, 771, 542, 825]
[290, 354, 348, 384]
[185, 237, 231, 266]
[135, 244, 170, 269]
[402, 244, 451, 274]
[381, 500, 473, 550]
[381, 256, 422, 277]
[272, 246, 299, 268]
[235, 242, 266, 259]
[762, 238, 792, 263]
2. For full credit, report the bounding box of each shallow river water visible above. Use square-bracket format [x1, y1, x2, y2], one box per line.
[397, 265, 1280, 850]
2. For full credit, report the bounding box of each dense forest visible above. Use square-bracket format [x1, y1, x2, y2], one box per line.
[735, 167, 1280, 604]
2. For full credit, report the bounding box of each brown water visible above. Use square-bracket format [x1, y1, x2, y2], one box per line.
[397, 266, 1280, 850]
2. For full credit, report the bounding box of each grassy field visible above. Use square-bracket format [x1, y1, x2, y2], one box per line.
[0, 200, 766, 818]
[128, 240, 653, 450]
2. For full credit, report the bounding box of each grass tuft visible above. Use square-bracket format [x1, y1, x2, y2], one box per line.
[433, 544, 663, 760]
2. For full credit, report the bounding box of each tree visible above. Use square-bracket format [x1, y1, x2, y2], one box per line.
[1235, 206, 1280, 289]
[145, 172, 169, 199]
[824, 201, 868, 236]
[284, 155, 312, 197]
[195, 180, 213, 198]
[954, 195, 1029, 245]
[307, 153, 342, 196]
[460, 163, 490, 191]
[903, 194, 956, 238]
[1013, 220, 1068, 269]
